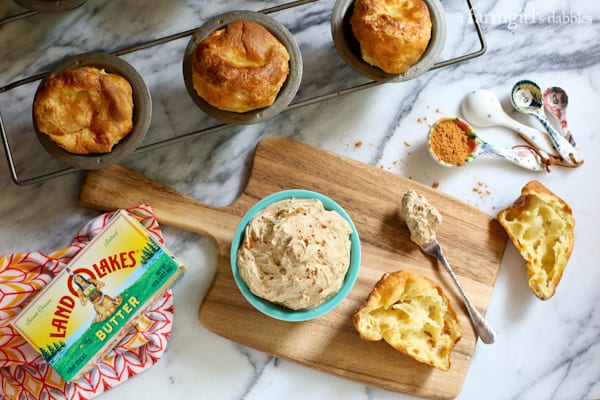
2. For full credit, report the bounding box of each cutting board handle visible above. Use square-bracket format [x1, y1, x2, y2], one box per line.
[79, 165, 240, 254]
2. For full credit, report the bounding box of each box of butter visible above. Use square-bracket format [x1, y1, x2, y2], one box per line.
[10, 210, 185, 382]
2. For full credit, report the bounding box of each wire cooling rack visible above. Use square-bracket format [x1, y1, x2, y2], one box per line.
[0, 0, 486, 185]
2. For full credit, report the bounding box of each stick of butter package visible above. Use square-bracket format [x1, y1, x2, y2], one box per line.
[10, 209, 185, 382]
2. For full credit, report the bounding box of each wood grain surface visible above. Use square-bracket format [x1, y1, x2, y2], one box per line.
[79, 137, 507, 399]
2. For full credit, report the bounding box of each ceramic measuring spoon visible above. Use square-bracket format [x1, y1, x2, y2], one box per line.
[543, 86, 575, 146]
[460, 89, 558, 156]
[427, 117, 546, 171]
[511, 80, 581, 164]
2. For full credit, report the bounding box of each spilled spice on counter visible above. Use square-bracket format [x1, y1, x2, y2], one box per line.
[429, 119, 471, 166]
[472, 181, 491, 198]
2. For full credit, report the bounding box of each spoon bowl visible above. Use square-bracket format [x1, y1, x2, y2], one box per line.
[511, 80, 581, 164]
[427, 117, 546, 171]
[460, 89, 558, 156]
[543, 86, 575, 146]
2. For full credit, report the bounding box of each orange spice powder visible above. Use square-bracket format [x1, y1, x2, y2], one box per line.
[429, 120, 471, 166]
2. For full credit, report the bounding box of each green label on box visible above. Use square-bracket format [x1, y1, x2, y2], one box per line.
[11, 210, 185, 382]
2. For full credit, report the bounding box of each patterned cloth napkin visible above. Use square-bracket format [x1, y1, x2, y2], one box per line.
[0, 204, 174, 399]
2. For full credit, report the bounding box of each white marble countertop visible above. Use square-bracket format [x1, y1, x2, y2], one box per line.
[1, 0, 599, 399]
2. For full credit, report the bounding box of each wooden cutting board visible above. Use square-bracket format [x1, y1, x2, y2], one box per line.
[79, 137, 507, 400]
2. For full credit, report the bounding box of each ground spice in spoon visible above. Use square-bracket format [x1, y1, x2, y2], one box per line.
[429, 119, 471, 166]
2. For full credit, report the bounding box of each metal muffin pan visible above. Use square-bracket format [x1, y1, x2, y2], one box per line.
[33, 52, 152, 170]
[182, 10, 303, 125]
[331, 0, 447, 82]
[12, 0, 87, 13]
[1, 0, 486, 185]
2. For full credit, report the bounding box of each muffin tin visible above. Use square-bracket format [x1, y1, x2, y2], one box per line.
[182, 10, 302, 125]
[33, 52, 152, 170]
[0, 0, 486, 185]
[12, 0, 86, 13]
[331, 0, 446, 82]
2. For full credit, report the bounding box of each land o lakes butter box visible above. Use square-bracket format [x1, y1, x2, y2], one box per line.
[11, 210, 185, 382]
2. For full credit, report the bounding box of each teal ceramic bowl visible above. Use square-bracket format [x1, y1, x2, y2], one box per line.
[231, 189, 361, 322]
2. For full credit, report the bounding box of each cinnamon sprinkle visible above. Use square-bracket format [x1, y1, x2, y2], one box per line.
[429, 120, 471, 166]
[472, 181, 491, 198]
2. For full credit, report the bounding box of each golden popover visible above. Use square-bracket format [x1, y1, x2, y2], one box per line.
[191, 19, 291, 113]
[33, 66, 134, 154]
[497, 181, 575, 300]
[350, 0, 432, 74]
[353, 270, 462, 371]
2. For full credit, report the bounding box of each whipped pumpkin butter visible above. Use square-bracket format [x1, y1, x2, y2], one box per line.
[237, 198, 352, 310]
[401, 189, 442, 247]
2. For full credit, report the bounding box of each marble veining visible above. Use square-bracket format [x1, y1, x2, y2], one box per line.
[1, 0, 599, 399]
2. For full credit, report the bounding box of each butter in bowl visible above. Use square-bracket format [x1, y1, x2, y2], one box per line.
[230, 190, 361, 322]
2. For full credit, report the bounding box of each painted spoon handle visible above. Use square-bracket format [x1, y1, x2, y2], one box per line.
[543, 88, 576, 146]
[535, 111, 582, 164]
[501, 116, 558, 156]
[485, 144, 546, 171]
